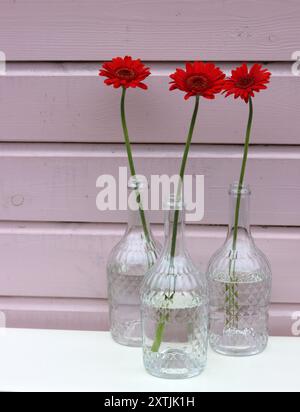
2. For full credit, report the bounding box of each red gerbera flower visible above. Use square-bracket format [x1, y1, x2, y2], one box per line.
[169, 62, 226, 100]
[224, 63, 271, 103]
[99, 56, 150, 90]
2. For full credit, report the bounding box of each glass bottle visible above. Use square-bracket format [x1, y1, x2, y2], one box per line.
[141, 196, 208, 379]
[107, 177, 161, 347]
[207, 183, 272, 356]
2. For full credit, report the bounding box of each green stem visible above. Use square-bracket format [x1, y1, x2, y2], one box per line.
[226, 98, 253, 328]
[170, 95, 200, 259]
[120, 87, 151, 243]
[232, 98, 253, 250]
[150, 314, 168, 353]
[151, 96, 200, 353]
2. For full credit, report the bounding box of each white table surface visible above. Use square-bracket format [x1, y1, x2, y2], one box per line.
[0, 329, 299, 392]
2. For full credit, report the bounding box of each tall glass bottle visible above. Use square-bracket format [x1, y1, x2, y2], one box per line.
[207, 183, 272, 356]
[107, 177, 161, 347]
[141, 196, 208, 379]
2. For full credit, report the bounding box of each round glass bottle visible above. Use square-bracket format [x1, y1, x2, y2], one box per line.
[107, 177, 161, 347]
[207, 184, 272, 356]
[141, 196, 208, 379]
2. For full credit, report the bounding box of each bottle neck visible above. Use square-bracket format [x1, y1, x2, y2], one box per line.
[228, 185, 251, 239]
[126, 178, 150, 235]
[163, 208, 186, 257]
[127, 207, 148, 231]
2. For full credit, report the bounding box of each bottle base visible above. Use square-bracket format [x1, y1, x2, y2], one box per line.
[110, 320, 142, 347]
[111, 333, 142, 348]
[211, 344, 267, 357]
[143, 348, 206, 379]
[210, 329, 268, 357]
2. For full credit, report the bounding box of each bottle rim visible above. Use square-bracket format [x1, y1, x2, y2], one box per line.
[128, 175, 148, 191]
[229, 183, 251, 196]
[164, 194, 184, 210]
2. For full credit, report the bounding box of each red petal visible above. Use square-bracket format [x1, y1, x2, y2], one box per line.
[137, 82, 148, 90]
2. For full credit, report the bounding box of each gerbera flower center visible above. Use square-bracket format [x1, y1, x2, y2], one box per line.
[236, 76, 255, 89]
[186, 75, 210, 91]
[116, 68, 136, 80]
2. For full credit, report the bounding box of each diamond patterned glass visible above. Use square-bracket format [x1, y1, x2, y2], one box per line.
[141, 197, 208, 379]
[207, 184, 272, 356]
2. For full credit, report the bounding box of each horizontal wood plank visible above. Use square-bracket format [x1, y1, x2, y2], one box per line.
[0, 222, 299, 304]
[0, 63, 298, 144]
[0, 297, 109, 331]
[0, 0, 299, 61]
[0, 143, 300, 226]
[0, 298, 298, 337]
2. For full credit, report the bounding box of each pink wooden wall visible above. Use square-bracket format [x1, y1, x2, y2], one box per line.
[0, 0, 299, 335]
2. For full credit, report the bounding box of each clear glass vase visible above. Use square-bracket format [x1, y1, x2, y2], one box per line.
[107, 177, 161, 347]
[207, 183, 272, 356]
[141, 196, 208, 379]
